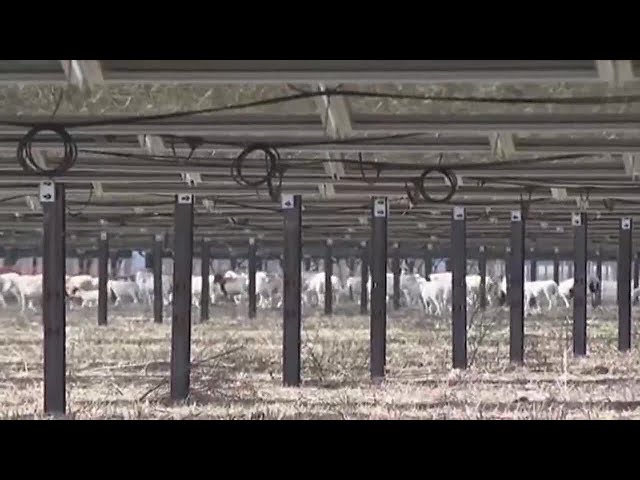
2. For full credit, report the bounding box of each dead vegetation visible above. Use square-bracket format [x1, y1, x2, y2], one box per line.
[0, 305, 639, 419]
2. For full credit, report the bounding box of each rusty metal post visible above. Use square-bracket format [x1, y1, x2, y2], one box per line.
[572, 212, 587, 356]
[370, 198, 388, 380]
[153, 233, 163, 324]
[282, 194, 302, 386]
[478, 245, 487, 310]
[392, 243, 401, 310]
[170, 193, 194, 401]
[594, 249, 602, 307]
[248, 238, 257, 319]
[553, 248, 560, 285]
[451, 207, 467, 369]
[618, 217, 632, 351]
[41, 180, 66, 415]
[424, 246, 433, 278]
[324, 239, 333, 315]
[509, 210, 525, 364]
[530, 248, 537, 281]
[360, 241, 369, 315]
[200, 238, 210, 322]
[98, 232, 108, 326]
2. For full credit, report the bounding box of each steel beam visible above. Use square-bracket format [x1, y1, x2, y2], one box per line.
[13, 136, 640, 156]
[248, 238, 257, 319]
[634, 252, 640, 290]
[370, 197, 388, 381]
[451, 207, 467, 369]
[60, 60, 104, 89]
[596, 60, 635, 87]
[618, 217, 632, 351]
[509, 210, 525, 364]
[572, 212, 587, 356]
[282, 194, 302, 387]
[153, 233, 163, 324]
[200, 238, 210, 322]
[5, 60, 597, 84]
[41, 181, 66, 415]
[353, 113, 640, 135]
[170, 193, 194, 401]
[98, 232, 108, 326]
[315, 82, 351, 195]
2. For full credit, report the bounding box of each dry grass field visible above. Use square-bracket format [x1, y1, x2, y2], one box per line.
[1, 304, 639, 419]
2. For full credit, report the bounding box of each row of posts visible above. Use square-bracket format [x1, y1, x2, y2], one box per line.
[37, 182, 637, 416]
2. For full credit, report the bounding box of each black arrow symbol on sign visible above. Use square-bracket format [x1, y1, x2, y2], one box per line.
[42, 194, 51, 200]
[284, 200, 292, 207]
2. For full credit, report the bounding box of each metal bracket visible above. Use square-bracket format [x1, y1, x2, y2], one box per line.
[39, 181, 55, 203]
[453, 206, 465, 220]
[622, 217, 632, 230]
[281, 193, 295, 209]
[177, 193, 193, 204]
[511, 210, 522, 222]
[572, 213, 582, 226]
[373, 198, 387, 218]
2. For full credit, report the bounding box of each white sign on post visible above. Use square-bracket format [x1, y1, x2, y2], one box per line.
[622, 217, 632, 230]
[511, 210, 522, 222]
[373, 198, 387, 218]
[453, 206, 465, 220]
[572, 213, 582, 226]
[39, 181, 55, 203]
[177, 193, 193, 204]
[281, 193, 295, 210]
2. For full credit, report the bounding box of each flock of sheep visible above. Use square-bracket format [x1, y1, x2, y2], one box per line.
[0, 261, 637, 318]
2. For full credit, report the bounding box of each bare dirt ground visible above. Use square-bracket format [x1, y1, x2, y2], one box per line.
[1, 303, 639, 419]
